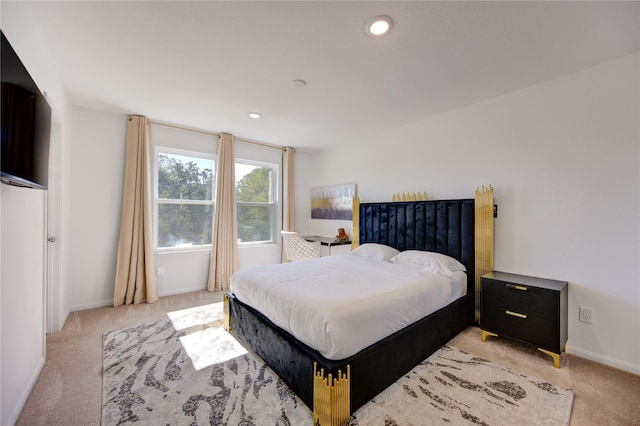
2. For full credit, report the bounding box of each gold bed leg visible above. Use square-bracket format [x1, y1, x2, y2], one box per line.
[538, 348, 561, 368]
[313, 363, 351, 426]
[475, 185, 494, 323]
[223, 293, 231, 332]
[481, 330, 498, 343]
[351, 196, 360, 250]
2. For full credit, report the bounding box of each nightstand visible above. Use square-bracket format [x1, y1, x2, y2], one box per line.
[480, 271, 568, 368]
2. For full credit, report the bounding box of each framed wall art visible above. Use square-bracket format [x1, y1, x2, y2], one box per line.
[311, 183, 357, 220]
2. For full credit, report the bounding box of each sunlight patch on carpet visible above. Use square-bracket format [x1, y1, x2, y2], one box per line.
[179, 326, 248, 370]
[167, 302, 223, 331]
[167, 302, 245, 370]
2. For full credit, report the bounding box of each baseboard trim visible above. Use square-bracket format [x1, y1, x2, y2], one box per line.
[158, 286, 206, 298]
[5, 356, 45, 426]
[69, 298, 113, 312]
[68, 287, 208, 313]
[565, 344, 640, 375]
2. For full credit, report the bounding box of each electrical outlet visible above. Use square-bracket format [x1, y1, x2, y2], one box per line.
[579, 306, 594, 324]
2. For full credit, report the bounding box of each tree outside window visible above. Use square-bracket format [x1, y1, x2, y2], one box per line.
[236, 161, 277, 244]
[156, 150, 215, 249]
[155, 149, 276, 249]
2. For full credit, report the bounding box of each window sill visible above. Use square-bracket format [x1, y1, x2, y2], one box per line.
[156, 248, 211, 256]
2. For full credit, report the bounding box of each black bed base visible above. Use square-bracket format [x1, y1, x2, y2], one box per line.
[228, 291, 475, 414]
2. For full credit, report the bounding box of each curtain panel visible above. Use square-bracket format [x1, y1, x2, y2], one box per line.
[113, 115, 159, 306]
[207, 133, 239, 291]
[281, 146, 296, 262]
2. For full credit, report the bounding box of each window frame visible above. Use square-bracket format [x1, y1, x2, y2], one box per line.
[235, 158, 279, 246]
[154, 146, 216, 252]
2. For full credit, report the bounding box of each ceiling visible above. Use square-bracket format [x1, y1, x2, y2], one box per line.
[8, 1, 640, 151]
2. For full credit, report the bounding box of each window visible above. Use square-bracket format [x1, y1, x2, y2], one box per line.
[155, 147, 215, 250]
[236, 160, 277, 244]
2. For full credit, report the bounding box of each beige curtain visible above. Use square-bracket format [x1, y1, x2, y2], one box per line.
[207, 133, 239, 291]
[113, 115, 158, 307]
[281, 146, 296, 262]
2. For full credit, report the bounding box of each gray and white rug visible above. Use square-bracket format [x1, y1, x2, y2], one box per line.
[102, 304, 574, 425]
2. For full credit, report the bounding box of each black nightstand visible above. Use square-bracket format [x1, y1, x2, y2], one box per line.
[480, 271, 568, 368]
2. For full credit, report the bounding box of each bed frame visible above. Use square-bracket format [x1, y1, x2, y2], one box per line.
[224, 186, 494, 425]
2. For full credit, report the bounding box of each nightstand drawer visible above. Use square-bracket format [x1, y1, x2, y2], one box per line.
[482, 307, 559, 351]
[482, 278, 557, 320]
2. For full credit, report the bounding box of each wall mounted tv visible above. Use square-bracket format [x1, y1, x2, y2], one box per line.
[1, 30, 52, 190]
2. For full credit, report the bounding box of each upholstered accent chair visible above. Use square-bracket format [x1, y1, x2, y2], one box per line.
[281, 231, 321, 262]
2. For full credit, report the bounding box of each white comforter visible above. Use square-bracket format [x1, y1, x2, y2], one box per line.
[230, 254, 466, 360]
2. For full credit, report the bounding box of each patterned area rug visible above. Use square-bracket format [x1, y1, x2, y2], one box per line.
[351, 345, 574, 425]
[102, 304, 574, 425]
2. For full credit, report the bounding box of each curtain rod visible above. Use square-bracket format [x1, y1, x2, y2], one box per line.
[148, 119, 284, 151]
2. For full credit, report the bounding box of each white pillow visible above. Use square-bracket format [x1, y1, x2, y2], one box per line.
[389, 250, 466, 276]
[350, 243, 400, 261]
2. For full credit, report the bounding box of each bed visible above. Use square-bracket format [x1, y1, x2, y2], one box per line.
[224, 187, 494, 424]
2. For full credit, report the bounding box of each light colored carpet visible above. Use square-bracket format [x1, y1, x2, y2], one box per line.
[16, 290, 640, 426]
[102, 304, 574, 425]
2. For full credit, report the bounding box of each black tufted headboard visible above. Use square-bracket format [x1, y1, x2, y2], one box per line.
[359, 199, 475, 294]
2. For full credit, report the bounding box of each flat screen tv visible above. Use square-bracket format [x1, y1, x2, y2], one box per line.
[1, 30, 51, 190]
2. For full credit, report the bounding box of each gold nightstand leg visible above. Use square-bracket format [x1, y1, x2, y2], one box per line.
[538, 348, 561, 368]
[481, 330, 498, 343]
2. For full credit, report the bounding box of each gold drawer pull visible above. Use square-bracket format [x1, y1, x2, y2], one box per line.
[506, 310, 527, 319]
[506, 284, 528, 291]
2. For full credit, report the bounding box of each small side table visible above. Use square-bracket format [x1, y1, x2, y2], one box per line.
[481, 271, 568, 368]
[303, 236, 351, 255]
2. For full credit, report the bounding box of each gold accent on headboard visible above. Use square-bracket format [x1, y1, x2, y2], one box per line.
[392, 192, 427, 202]
[351, 196, 360, 250]
[475, 185, 494, 322]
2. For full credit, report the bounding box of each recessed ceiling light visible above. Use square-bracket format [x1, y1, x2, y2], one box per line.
[249, 112, 261, 119]
[291, 79, 307, 88]
[365, 15, 393, 36]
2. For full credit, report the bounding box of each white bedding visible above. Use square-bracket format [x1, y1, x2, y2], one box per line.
[230, 254, 466, 360]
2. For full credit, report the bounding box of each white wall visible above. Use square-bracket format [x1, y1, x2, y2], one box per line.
[2, 0, 73, 334]
[65, 107, 127, 309]
[1, 5, 72, 423]
[293, 150, 355, 242]
[297, 53, 640, 374]
[0, 186, 47, 426]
